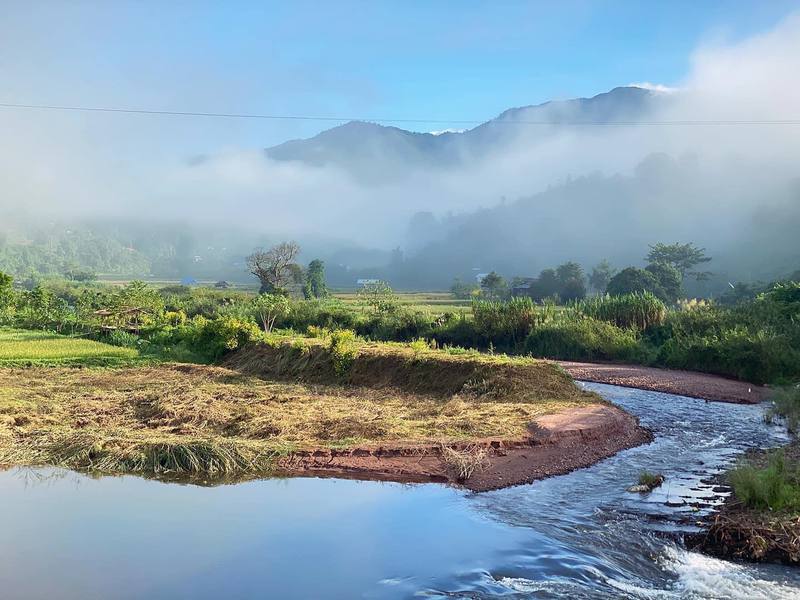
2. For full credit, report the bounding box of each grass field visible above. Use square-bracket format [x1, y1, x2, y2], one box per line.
[0, 335, 594, 479]
[0, 328, 140, 366]
[333, 291, 472, 314]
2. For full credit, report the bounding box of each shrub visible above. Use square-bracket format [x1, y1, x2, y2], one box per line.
[525, 317, 645, 362]
[577, 292, 666, 330]
[328, 329, 358, 377]
[107, 329, 139, 348]
[729, 451, 800, 512]
[767, 386, 800, 432]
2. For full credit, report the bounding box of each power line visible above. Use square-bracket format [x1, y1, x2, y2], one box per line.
[1, 101, 799, 126]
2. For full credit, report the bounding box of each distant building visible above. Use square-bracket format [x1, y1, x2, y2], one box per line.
[511, 277, 536, 297]
[214, 280, 231, 289]
[356, 278, 381, 286]
[180, 277, 198, 286]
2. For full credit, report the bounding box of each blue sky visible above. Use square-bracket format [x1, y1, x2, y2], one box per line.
[2, 1, 798, 150]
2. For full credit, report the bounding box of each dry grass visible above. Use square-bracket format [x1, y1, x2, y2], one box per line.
[0, 337, 596, 480]
[441, 444, 490, 481]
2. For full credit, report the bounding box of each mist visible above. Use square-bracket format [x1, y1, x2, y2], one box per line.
[1, 10, 799, 284]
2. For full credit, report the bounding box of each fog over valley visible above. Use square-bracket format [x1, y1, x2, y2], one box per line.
[2, 9, 799, 290]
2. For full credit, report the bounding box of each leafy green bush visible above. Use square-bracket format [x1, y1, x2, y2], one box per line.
[525, 317, 646, 362]
[730, 451, 800, 512]
[577, 292, 666, 330]
[328, 328, 358, 377]
[766, 386, 800, 432]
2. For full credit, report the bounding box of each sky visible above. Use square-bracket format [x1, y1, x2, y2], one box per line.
[2, 0, 798, 151]
[1, 1, 800, 258]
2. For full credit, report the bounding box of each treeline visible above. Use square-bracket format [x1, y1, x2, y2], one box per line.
[2, 253, 799, 384]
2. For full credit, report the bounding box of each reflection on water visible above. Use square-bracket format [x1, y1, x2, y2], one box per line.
[1, 383, 799, 599]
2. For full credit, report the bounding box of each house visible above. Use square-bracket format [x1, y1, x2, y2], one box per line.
[214, 280, 231, 289]
[356, 278, 381, 286]
[180, 277, 198, 286]
[511, 277, 536, 297]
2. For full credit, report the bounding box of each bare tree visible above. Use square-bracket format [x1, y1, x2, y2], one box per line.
[246, 241, 300, 293]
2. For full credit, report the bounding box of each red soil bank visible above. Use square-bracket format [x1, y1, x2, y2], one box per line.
[277, 403, 651, 492]
[558, 361, 768, 404]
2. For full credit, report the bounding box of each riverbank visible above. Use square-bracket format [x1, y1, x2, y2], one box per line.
[0, 339, 652, 489]
[558, 361, 768, 404]
[689, 442, 800, 565]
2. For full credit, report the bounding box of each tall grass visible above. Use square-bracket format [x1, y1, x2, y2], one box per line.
[577, 292, 666, 330]
[729, 451, 800, 512]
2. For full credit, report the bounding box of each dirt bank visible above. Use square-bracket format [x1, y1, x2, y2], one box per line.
[558, 361, 768, 404]
[277, 403, 652, 492]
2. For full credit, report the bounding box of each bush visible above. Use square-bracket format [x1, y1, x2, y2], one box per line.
[730, 451, 800, 512]
[107, 329, 139, 348]
[328, 329, 358, 377]
[525, 317, 645, 362]
[767, 386, 800, 432]
[577, 292, 666, 330]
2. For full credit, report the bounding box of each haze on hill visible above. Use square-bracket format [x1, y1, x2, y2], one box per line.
[1, 9, 799, 290]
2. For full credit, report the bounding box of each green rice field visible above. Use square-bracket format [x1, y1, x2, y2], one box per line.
[0, 328, 139, 366]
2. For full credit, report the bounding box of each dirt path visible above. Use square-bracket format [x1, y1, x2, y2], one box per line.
[277, 403, 652, 492]
[557, 361, 768, 404]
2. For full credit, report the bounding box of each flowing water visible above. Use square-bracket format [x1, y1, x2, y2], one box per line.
[1, 383, 799, 599]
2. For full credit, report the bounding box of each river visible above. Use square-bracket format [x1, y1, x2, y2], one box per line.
[1, 383, 799, 599]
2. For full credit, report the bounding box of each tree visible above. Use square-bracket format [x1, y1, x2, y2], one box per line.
[646, 242, 711, 281]
[589, 260, 616, 294]
[645, 262, 682, 303]
[607, 267, 665, 300]
[251, 293, 290, 333]
[555, 261, 587, 302]
[481, 271, 507, 300]
[246, 241, 301, 294]
[530, 268, 561, 301]
[358, 281, 399, 315]
[303, 259, 329, 299]
[556, 261, 584, 285]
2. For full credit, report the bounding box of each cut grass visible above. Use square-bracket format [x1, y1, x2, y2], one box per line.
[0, 328, 140, 367]
[0, 337, 596, 480]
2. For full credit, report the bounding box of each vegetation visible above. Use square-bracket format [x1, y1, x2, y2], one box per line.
[0, 336, 595, 479]
[637, 471, 665, 489]
[0, 328, 139, 366]
[767, 386, 800, 432]
[729, 451, 800, 513]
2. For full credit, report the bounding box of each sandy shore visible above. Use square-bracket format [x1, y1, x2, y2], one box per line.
[277, 403, 652, 492]
[557, 361, 768, 404]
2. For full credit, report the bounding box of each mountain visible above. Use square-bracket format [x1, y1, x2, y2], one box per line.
[265, 86, 666, 175]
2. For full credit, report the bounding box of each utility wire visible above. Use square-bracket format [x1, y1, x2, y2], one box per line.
[1, 101, 799, 126]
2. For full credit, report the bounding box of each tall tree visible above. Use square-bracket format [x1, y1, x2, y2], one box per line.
[589, 260, 616, 293]
[481, 271, 507, 300]
[246, 241, 301, 294]
[646, 242, 711, 281]
[303, 259, 329, 299]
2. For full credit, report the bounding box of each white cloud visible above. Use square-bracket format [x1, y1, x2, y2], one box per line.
[628, 82, 679, 94]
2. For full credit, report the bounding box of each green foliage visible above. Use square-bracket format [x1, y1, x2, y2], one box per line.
[303, 259, 329, 299]
[767, 386, 800, 432]
[251, 293, 290, 333]
[638, 471, 664, 488]
[645, 262, 682, 303]
[578, 292, 666, 330]
[607, 267, 669, 302]
[358, 281, 400, 316]
[524, 317, 645, 362]
[730, 451, 800, 512]
[328, 328, 358, 377]
[480, 271, 507, 300]
[472, 296, 539, 349]
[450, 278, 479, 299]
[646, 242, 711, 280]
[589, 260, 615, 293]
